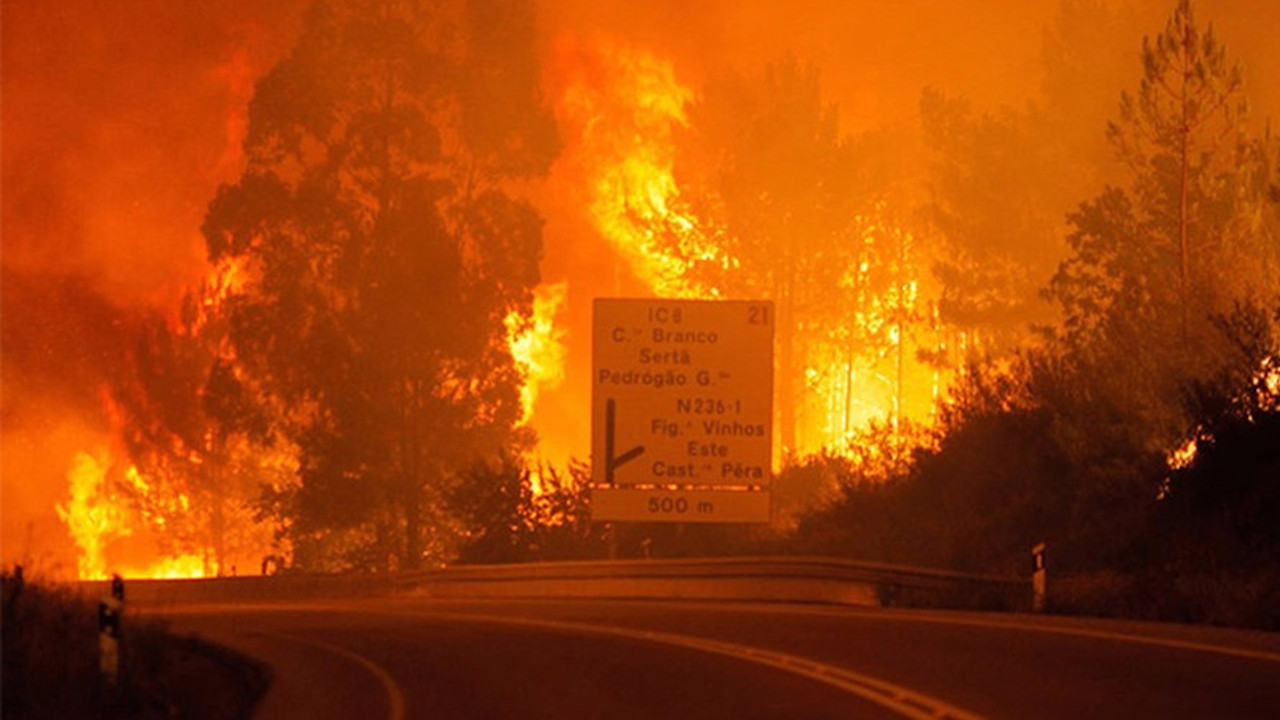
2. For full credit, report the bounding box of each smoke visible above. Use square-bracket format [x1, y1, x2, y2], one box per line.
[1, 0, 307, 569]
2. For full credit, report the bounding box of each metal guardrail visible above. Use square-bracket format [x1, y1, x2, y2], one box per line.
[396, 556, 1031, 611]
[85, 556, 1029, 611]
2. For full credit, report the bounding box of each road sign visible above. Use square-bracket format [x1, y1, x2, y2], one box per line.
[591, 298, 773, 523]
[591, 487, 771, 523]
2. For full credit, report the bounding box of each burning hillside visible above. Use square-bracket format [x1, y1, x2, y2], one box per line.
[4, 0, 1280, 578]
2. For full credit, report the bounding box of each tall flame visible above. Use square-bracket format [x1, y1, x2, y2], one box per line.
[555, 38, 700, 297]
[507, 281, 569, 424]
[56, 452, 124, 580]
[56, 450, 207, 580]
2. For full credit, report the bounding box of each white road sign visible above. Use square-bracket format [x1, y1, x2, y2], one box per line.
[591, 298, 773, 523]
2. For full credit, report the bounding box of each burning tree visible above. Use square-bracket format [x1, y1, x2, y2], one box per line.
[557, 45, 943, 460]
[660, 57, 934, 456]
[112, 268, 276, 577]
[201, 0, 557, 571]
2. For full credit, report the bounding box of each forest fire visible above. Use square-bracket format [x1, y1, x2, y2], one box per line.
[553, 38, 948, 456]
[57, 451, 206, 580]
[16, 22, 958, 579]
[5, 0, 1279, 597]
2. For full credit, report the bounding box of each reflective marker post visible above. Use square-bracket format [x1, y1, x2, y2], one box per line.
[1031, 543, 1047, 613]
[98, 574, 125, 686]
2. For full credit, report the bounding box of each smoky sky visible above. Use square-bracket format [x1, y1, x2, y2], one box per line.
[6, 0, 1278, 308]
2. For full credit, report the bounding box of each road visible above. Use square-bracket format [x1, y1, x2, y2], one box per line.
[159, 595, 1280, 720]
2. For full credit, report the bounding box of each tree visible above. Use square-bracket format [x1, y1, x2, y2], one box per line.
[920, 90, 1065, 359]
[1105, 0, 1250, 340]
[201, 0, 556, 570]
[1047, 0, 1277, 448]
[658, 56, 928, 456]
[671, 56, 848, 457]
[1140, 300, 1280, 627]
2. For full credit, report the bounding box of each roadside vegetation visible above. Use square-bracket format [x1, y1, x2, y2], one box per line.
[791, 303, 1280, 629]
[443, 0, 1280, 631]
[2, 571, 268, 720]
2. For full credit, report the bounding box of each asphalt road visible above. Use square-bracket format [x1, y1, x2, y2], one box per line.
[159, 596, 1280, 720]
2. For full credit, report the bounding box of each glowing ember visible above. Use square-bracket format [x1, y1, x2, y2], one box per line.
[1168, 438, 1198, 471]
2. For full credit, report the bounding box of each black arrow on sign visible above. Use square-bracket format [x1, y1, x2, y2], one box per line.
[605, 398, 645, 484]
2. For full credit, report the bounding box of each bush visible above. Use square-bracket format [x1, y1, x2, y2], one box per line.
[2, 571, 268, 719]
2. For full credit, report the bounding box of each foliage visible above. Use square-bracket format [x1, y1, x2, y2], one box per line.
[1145, 302, 1280, 601]
[918, 0, 1143, 363]
[1106, 0, 1253, 330]
[796, 348, 1178, 576]
[1049, 0, 1273, 361]
[201, 0, 556, 570]
[1044, 302, 1280, 630]
[1043, 0, 1279, 491]
[451, 457, 604, 563]
[657, 55, 929, 453]
[919, 90, 1064, 357]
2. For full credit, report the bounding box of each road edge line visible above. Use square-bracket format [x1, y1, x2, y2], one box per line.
[260, 631, 406, 720]
[404, 609, 990, 720]
[737, 605, 1280, 664]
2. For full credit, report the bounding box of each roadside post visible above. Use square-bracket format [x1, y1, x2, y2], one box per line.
[98, 573, 125, 686]
[1031, 542, 1047, 613]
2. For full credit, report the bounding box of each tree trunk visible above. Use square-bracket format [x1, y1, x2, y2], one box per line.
[1178, 18, 1193, 344]
[207, 435, 227, 577]
[402, 479, 424, 571]
[777, 285, 797, 461]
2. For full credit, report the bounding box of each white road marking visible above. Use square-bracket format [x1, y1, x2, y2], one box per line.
[261, 631, 406, 720]
[396, 608, 991, 720]
[708, 603, 1280, 664]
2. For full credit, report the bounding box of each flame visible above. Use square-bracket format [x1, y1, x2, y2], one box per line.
[555, 38, 702, 297]
[1168, 438, 1198, 471]
[56, 452, 126, 580]
[507, 281, 569, 424]
[553, 40, 951, 457]
[56, 450, 207, 580]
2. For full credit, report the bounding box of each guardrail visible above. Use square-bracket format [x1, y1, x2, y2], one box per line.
[395, 556, 1031, 611]
[79, 572, 396, 605]
[86, 556, 1029, 611]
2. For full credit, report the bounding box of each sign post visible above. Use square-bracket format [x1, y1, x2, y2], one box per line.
[98, 574, 125, 686]
[1031, 542, 1047, 613]
[591, 298, 773, 523]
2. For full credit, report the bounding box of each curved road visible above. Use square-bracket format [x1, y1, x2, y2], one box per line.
[160, 596, 1280, 720]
